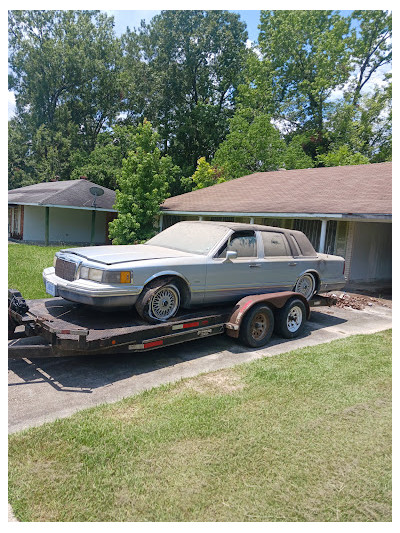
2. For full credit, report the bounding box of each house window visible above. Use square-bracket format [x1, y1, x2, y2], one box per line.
[293, 219, 321, 250]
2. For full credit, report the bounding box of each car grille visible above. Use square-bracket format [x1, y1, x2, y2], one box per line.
[55, 258, 77, 281]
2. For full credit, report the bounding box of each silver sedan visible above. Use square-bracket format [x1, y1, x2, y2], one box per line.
[43, 221, 345, 322]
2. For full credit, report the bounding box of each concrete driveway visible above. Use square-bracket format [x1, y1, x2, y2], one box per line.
[8, 298, 391, 434]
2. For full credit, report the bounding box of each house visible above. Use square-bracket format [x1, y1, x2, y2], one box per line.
[160, 162, 392, 286]
[8, 178, 118, 245]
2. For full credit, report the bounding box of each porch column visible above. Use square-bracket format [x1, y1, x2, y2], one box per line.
[249, 217, 254, 224]
[198, 215, 203, 221]
[90, 209, 96, 246]
[159, 213, 164, 233]
[44, 206, 49, 246]
[318, 219, 327, 253]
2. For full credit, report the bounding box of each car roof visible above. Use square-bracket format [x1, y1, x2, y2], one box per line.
[174, 220, 317, 256]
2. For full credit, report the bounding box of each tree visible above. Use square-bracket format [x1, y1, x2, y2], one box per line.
[182, 157, 226, 191]
[316, 145, 369, 167]
[212, 109, 313, 179]
[122, 10, 248, 177]
[8, 10, 123, 183]
[109, 121, 181, 244]
[257, 10, 351, 133]
[348, 10, 392, 106]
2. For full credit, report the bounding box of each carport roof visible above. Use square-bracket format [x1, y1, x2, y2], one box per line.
[161, 162, 392, 217]
[8, 178, 117, 211]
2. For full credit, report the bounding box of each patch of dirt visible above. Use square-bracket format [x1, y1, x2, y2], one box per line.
[181, 368, 245, 395]
[322, 291, 391, 311]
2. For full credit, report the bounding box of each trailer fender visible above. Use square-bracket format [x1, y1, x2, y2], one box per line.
[225, 291, 310, 338]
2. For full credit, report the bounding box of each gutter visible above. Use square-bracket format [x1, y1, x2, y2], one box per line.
[8, 202, 118, 213]
[159, 210, 391, 222]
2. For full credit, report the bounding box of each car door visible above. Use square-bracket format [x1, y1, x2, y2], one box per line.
[257, 231, 297, 291]
[204, 230, 266, 304]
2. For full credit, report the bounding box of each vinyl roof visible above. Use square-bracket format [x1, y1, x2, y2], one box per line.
[8, 179, 117, 211]
[161, 162, 392, 216]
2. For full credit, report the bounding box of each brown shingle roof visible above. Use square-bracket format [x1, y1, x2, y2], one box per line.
[8, 179, 117, 211]
[161, 162, 392, 215]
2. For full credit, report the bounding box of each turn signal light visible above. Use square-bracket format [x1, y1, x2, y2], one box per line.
[120, 271, 131, 283]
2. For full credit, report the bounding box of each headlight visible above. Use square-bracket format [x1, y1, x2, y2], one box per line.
[103, 271, 132, 284]
[79, 266, 104, 282]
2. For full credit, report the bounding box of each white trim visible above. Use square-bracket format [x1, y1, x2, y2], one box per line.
[8, 202, 117, 213]
[160, 210, 391, 222]
[319, 220, 327, 253]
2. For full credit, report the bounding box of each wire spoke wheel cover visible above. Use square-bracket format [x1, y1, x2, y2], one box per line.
[286, 305, 303, 333]
[150, 285, 180, 320]
[294, 274, 315, 300]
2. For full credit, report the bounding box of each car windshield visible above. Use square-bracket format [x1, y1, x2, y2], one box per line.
[146, 222, 229, 255]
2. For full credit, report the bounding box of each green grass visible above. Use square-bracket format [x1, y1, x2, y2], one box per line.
[9, 330, 392, 522]
[8, 243, 62, 299]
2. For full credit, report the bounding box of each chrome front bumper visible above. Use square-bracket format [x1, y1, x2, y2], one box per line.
[43, 267, 142, 308]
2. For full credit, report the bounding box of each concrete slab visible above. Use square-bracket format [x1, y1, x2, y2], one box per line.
[8, 302, 392, 434]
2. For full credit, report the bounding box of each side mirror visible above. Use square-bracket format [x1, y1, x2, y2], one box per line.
[224, 250, 238, 262]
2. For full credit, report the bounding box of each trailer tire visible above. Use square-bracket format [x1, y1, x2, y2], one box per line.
[135, 278, 181, 323]
[274, 298, 306, 339]
[239, 304, 274, 348]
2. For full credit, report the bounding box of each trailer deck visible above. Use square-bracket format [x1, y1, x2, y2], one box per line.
[8, 289, 333, 359]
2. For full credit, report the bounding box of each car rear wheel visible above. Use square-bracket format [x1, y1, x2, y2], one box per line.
[294, 273, 315, 300]
[239, 304, 275, 348]
[135, 279, 181, 323]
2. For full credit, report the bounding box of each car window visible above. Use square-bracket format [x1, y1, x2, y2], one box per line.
[261, 231, 290, 257]
[217, 231, 257, 258]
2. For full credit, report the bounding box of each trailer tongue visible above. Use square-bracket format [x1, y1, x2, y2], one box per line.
[8, 289, 333, 359]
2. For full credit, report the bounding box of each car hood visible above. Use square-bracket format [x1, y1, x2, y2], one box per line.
[59, 244, 195, 265]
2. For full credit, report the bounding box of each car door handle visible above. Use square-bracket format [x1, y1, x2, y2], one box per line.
[288, 262, 297, 266]
[249, 264, 261, 268]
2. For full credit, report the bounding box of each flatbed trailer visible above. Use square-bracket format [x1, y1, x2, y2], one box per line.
[8, 289, 333, 359]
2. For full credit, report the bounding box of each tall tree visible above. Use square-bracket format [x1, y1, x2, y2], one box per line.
[8, 10, 123, 182]
[122, 10, 248, 177]
[257, 10, 351, 133]
[109, 121, 181, 244]
[212, 109, 313, 179]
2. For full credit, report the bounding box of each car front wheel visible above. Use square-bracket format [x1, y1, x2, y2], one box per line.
[135, 280, 181, 323]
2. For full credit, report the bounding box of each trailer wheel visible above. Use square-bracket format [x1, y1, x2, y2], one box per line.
[239, 304, 274, 348]
[135, 279, 181, 323]
[274, 298, 306, 339]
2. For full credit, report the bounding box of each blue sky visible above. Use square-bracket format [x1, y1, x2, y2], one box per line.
[106, 10, 262, 42]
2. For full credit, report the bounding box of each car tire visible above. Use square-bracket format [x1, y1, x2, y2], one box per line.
[274, 298, 306, 339]
[294, 273, 316, 300]
[239, 304, 275, 348]
[135, 279, 181, 323]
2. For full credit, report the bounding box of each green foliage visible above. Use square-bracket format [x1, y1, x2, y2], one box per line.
[182, 157, 226, 191]
[109, 121, 181, 244]
[122, 10, 248, 176]
[212, 109, 313, 179]
[8, 9, 391, 201]
[317, 145, 369, 167]
[257, 10, 351, 131]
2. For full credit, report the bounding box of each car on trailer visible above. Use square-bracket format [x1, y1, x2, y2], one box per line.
[42, 221, 345, 323]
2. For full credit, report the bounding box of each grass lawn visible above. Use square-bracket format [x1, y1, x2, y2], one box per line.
[9, 330, 392, 522]
[8, 243, 62, 300]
